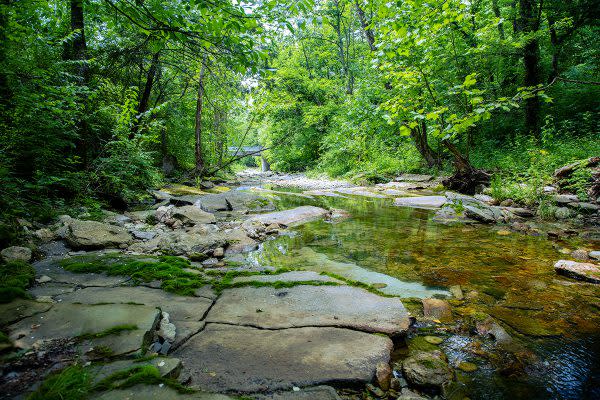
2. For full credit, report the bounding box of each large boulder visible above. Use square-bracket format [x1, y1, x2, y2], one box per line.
[554, 260, 600, 284]
[170, 205, 216, 225]
[129, 230, 226, 258]
[1, 246, 32, 263]
[65, 219, 132, 249]
[402, 351, 454, 392]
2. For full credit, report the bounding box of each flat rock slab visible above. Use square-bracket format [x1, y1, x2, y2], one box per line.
[554, 260, 600, 284]
[91, 384, 233, 400]
[34, 258, 129, 287]
[333, 187, 387, 198]
[231, 271, 342, 284]
[55, 286, 213, 321]
[206, 285, 409, 335]
[8, 303, 159, 351]
[393, 196, 447, 209]
[254, 386, 341, 400]
[245, 206, 329, 227]
[0, 299, 52, 326]
[174, 324, 393, 393]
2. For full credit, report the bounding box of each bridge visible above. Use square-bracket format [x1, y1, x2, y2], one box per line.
[227, 145, 270, 172]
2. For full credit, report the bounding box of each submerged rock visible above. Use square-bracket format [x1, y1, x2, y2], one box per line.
[394, 196, 447, 209]
[422, 298, 453, 322]
[554, 260, 600, 284]
[402, 350, 454, 392]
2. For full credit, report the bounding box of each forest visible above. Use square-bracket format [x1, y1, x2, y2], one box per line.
[1, 1, 600, 399]
[0, 0, 599, 231]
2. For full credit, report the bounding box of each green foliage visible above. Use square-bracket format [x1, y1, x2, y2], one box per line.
[0, 261, 35, 303]
[90, 140, 162, 206]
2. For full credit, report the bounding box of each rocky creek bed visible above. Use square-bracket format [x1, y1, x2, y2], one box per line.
[1, 171, 600, 399]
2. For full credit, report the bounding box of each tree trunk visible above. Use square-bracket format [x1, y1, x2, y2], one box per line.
[69, 0, 88, 81]
[194, 57, 207, 175]
[0, 0, 11, 116]
[492, 0, 506, 39]
[354, 0, 376, 51]
[548, 17, 560, 82]
[442, 140, 491, 194]
[131, 51, 160, 138]
[519, 0, 541, 138]
[409, 121, 439, 168]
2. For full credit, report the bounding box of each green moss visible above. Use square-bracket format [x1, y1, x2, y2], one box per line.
[318, 271, 397, 297]
[94, 365, 194, 394]
[27, 364, 92, 400]
[60, 255, 206, 296]
[0, 261, 35, 303]
[0, 331, 9, 343]
[87, 345, 114, 359]
[77, 324, 138, 340]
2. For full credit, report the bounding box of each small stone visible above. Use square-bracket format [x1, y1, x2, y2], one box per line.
[1, 246, 32, 263]
[423, 336, 444, 345]
[422, 298, 453, 322]
[372, 283, 388, 289]
[213, 247, 224, 258]
[376, 362, 392, 391]
[555, 207, 573, 219]
[496, 230, 511, 236]
[449, 285, 463, 300]
[457, 361, 477, 372]
[159, 341, 172, 355]
[543, 186, 557, 194]
[402, 350, 453, 391]
[571, 249, 590, 261]
[554, 260, 600, 284]
[589, 251, 600, 261]
[397, 388, 427, 400]
[36, 275, 53, 284]
[149, 342, 162, 353]
[366, 383, 385, 397]
[158, 312, 176, 342]
[390, 377, 401, 391]
[500, 199, 514, 207]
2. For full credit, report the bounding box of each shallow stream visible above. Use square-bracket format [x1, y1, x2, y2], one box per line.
[242, 187, 600, 399]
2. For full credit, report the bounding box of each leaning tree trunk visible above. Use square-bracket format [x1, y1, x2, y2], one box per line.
[409, 121, 440, 168]
[131, 51, 160, 138]
[442, 140, 490, 195]
[519, 0, 541, 138]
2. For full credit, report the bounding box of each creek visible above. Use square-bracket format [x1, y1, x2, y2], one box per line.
[241, 186, 600, 400]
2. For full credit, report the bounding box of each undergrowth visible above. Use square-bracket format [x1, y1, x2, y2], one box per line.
[0, 261, 35, 303]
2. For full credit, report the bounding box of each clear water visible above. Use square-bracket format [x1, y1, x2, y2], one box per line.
[243, 188, 600, 399]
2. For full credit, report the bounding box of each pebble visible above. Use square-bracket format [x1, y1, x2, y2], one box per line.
[457, 361, 478, 372]
[424, 336, 444, 345]
[590, 251, 600, 261]
[366, 383, 385, 397]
